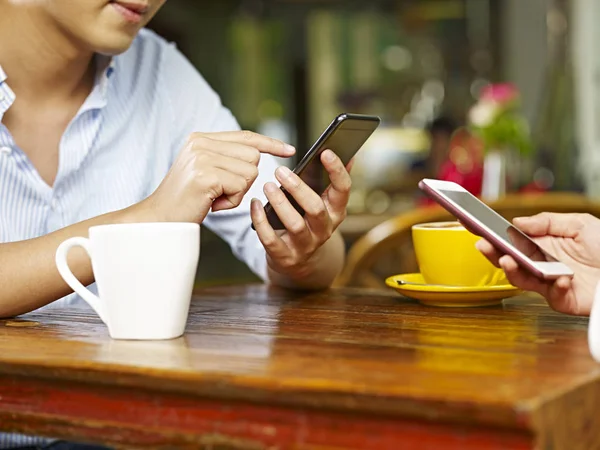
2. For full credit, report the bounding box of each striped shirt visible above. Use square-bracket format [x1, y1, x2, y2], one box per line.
[0, 28, 278, 447]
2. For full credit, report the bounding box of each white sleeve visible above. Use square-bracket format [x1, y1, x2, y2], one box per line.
[162, 41, 279, 280]
[588, 280, 600, 362]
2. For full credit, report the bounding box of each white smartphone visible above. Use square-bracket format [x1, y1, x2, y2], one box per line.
[418, 178, 574, 280]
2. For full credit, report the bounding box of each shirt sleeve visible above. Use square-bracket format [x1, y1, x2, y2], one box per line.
[161, 41, 280, 281]
[588, 281, 600, 362]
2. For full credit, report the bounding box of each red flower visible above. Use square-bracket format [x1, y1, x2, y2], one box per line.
[480, 83, 519, 105]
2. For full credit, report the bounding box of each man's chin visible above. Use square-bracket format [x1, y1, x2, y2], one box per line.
[90, 31, 139, 56]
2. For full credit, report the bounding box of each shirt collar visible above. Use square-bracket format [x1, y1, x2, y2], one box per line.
[0, 54, 117, 120]
[95, 54, 117, 100]
[79, 54, 117, 112]
[0, 66, 17, 120]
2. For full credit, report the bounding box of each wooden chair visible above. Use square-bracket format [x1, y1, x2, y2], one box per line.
[335, 192, 600, 289]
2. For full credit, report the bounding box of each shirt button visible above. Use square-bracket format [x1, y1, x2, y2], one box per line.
[0, 146, 11, 155]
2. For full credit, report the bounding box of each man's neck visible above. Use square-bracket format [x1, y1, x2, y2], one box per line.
[0, 4, 95, 105]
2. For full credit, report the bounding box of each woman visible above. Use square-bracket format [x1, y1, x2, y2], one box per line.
[0, 1, 351, 447]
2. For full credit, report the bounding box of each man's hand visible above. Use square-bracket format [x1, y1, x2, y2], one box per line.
[250, 149, 351, 285]
[144, 131, 295, 223]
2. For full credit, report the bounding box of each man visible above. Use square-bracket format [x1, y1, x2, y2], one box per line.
[0, 0, 350, 447]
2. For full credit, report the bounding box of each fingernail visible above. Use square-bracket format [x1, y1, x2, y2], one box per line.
[277, 166, 292, 179]
[323, 150, 336, 162]
[265, 182, 278, 193]
[285, 144, 296, 154]
[251, 198, 261, 211]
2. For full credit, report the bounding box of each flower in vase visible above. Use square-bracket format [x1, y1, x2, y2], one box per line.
[467, 83, 532, 156]
[480, 83, 520, 106]
[465, 83, 532, 199]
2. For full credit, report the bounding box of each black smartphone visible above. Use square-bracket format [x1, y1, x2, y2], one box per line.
[254, 113, 381, 230]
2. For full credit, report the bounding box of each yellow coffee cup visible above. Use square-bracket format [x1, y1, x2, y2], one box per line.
[412, 221, 508, 287]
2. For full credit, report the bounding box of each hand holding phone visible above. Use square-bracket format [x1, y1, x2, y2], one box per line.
[256, 113, 380, 230]
[418, 178, 574, 280]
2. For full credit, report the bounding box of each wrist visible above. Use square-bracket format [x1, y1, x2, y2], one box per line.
[119, 196, 165, 224]
[267, 249, 321, 282]
[267, 234, 344, 290]
[266, 259, 322, 291]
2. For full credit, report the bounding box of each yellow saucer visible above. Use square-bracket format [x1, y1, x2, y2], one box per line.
[385, 273, 522, 307]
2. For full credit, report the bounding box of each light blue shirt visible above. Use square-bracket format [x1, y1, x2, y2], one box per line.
[0, 29, 279, 306]
[0, 29, 279, 447]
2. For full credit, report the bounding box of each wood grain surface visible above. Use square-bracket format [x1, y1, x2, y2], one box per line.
[0, 285, 598, 449]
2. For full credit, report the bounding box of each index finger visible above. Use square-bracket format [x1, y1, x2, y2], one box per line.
[497, 255, 554, 299]
[475, 238, 502, 267]
[200, 130, 296, 158]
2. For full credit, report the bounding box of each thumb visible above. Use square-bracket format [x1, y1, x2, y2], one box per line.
[514, 213, 581, 238]
[346, 157, 356, 174]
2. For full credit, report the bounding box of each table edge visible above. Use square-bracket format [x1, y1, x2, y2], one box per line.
[0, 359, 545, 431]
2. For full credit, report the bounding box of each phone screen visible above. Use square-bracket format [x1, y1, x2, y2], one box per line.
[296, 119, 379, 193]
[438, 188, 559, 263]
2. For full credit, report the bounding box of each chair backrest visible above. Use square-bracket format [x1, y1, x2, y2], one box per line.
[335, 192, 600, 289]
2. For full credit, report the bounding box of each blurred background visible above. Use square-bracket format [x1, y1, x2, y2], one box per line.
[147, 0, 600, 286]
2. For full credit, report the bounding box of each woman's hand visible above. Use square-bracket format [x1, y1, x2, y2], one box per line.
[477, 213, 600, 315]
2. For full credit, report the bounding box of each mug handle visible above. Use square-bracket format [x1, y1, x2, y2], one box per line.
[55, 237, 108, 324]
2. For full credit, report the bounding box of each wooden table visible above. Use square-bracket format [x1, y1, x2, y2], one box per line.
[0, 285, 599, 450]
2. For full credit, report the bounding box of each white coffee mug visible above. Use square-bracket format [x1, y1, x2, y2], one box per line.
[55, 222, 200, 340]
